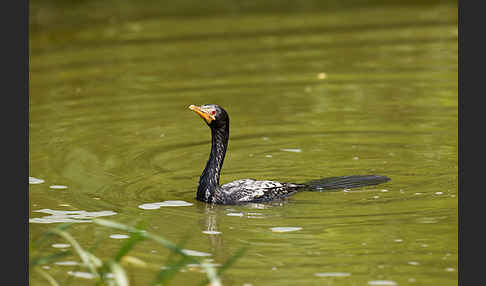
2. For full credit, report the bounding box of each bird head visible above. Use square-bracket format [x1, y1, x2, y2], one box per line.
[188, 104, 229, 128]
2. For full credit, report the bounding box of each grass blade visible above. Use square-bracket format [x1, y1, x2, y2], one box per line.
[199, 261, 222, 286]
[34, 267, 60, 286]
[151, 255, 192, 286]
[109, 261, 129, 286]
[198, 247, 247, 286]
[93, 219, 195, 259]
[50, 228, 101, 278]
[114, 231, 146, 262]
[31, 223, 73, 249]
[30, 251, 72, 267]
[216, 247, 247, 277]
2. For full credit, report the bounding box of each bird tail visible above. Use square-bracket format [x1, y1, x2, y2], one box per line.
[304, 175, 390, 191]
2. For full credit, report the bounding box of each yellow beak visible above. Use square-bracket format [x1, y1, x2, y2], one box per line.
[188, 105, 215, 124]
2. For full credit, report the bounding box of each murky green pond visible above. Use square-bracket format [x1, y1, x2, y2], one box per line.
[29, 0, 457, 285]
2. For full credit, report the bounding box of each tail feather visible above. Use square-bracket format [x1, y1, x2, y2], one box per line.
[304, 175, 390, 191]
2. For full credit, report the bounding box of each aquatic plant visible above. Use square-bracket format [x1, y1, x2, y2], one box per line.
[30, 219, 245, 286]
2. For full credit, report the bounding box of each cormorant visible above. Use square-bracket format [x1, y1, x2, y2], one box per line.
[189, 104, 390, 205]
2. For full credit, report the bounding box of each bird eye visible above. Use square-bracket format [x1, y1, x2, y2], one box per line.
[211, 110, 216, 115]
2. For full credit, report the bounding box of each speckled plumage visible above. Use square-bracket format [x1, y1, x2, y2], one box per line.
[220, 179, 306, 204]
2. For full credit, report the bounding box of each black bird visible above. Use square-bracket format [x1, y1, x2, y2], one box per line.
[189, 104, 390, 205]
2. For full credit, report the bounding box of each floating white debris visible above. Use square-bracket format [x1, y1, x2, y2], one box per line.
[109, 234, 130, 239]
[394, 239, 403, 243]
[317, 72, 327, 79]
[202, 230, 221, 235]
[435, 192, 444, 195]
[138, 200, 193, 210]
[138, 203, 161, 210]
[226, 212, 244, 217]
[52, 243, 71, 249]
[408, 261, 420, 266]
[417, 217, 437, 224]
[29, 177, 45, 184]
[265, 155, 273, 158]
[368, 280, 397, 286]
[56, 261, 79, 266]
[158, 200, 193, 207]
[381, 189, 389, 192]
[445, 267, 455, 272]
[181, 249, 212, 257]
[67, 271, 95, 279]
[50, 185, 68, 190]
[270, 227, 302, 233]
[29, 209, 117, 224]
[280, 148, 302, 153]
[314, 272, 351, 277]
[353, 157, 359, 160]
[247, 212, 263, 216]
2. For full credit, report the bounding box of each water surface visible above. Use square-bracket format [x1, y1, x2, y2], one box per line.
[30, 1, 457, 285]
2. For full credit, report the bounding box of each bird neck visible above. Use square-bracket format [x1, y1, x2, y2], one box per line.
[197, 123, 229, 202]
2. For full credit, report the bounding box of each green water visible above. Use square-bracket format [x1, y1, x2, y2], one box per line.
[29, 1, 458, 285]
